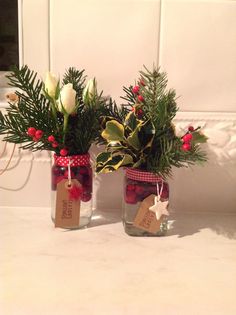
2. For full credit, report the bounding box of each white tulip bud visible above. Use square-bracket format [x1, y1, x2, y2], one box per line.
[44, 72, 58, 98]
[83, 78, 97, 103]
[59, 83, 77, 115]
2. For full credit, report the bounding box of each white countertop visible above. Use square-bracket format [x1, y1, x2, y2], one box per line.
[1, 207, 236, 315]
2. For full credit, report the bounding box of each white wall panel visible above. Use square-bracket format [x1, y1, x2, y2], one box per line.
[22, 0, 49, 76]
[50, 0, 160, 101]
[159, 0, 236, 112]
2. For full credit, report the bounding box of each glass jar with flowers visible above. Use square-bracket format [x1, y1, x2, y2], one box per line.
[96, 66, 208, 236]
[0, 66, 108, 229]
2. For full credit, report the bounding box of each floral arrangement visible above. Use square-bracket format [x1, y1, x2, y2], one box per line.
[96, 66, 207, 178]
[0, 65, 109, 156]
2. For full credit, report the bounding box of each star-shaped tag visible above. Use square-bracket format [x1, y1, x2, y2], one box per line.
[149, 196, 169, 220]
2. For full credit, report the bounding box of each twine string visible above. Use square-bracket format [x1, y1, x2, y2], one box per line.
[156, 179, 164, 201]
[67, 158, 72, 186]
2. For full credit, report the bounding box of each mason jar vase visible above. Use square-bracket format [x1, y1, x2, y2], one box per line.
[122, 168, 169, 236]
[51, 154, 93, 229]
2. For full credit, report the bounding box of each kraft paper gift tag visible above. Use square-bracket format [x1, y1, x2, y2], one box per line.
[55, 179, 81, 228]
[133, 194, 163, 234]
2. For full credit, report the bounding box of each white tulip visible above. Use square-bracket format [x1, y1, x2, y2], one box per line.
[59, 83, 77, 115]
[44, 72, 58, 98]
[83, 78, 97, 103]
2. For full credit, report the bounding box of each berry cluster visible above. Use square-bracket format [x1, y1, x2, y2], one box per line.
[27, 127, 43, 142]
[131, 79, 146, 117]
[132, 80, 145, 104]
[125, 179, 169, 205]
[181, 126, 194, 151]
[27, 127, 68, 156]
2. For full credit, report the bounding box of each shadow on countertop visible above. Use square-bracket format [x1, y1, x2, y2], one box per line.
[167, 211, 236, 239]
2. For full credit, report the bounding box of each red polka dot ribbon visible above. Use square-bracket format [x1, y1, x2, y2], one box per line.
[54, 154, 90, 167]
[126, 168, 163, 183]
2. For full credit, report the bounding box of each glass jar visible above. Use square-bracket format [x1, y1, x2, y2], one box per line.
[51, 154, 92, 229]
[122, 168, 169, 236]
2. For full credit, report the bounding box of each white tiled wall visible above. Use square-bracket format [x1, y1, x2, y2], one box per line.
[1, 0, 236, 213]
[159, 0, 236, 112]
[50, 0, 161, 101]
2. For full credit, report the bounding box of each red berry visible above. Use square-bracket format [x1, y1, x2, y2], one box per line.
[182, 133, 193, 143]
[137, 109, 143, 116]
[125, 191, 137, 204]
[132, 85, 140, 94]
[35, 130, 43, 139]
[81, 192, 92, 202]
[182, 143, 191, 151]
[52, 141, 58, 148]
[48, 135, 55, 142]
[32, 136, 39, 142]
[188, 126, 194, 132]
[55, 175, 64, 185]
[135, 185, 144, 195]
[27, 127, 36, 137]
[138, 95, 144, 102]
[139, 79, 146, 86]
[127, 184, 135, 191]
[79, 167, 88, 175]
[60, 148, 68, 156]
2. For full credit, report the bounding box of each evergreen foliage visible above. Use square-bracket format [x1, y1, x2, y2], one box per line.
[0, 65, 119, 155]
[96, 66, 207, 178]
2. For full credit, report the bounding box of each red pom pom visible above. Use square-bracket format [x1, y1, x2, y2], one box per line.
[132, 85, 140, 94]
[69, 185, 83, 201]
[60, 148, 68, 156]
[52, 141, 58, 148]
[182, 133, 193, 143]
[188, 126, 194, 132]
[27, 127, 36, 137]
[35, 130, 43, 139]
[138, 95, 144, 102]
[182, 143, 191, 151]
[48, 135, 55, 142]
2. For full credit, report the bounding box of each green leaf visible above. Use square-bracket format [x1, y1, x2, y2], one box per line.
[126, 127, 141, 150]
[192, 131, 208, 143]
[96, 152, 133, 173]
[96, 152, 112, 166]
[124, 111, 140, 131]
[101, 120, 124, 141]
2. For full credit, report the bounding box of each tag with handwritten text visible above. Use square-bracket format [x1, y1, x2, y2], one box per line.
[55, 179, 81, 228]
[133, 194, 162, 233]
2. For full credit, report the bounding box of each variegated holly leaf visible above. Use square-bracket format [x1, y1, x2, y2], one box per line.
[96, 151, 112, 167]
[96, 153, 133, 173]
[126, 126, 141, 150]
[101, 120, 124, 141]
[124, 111, 141, 131]
[107, 141, 126, 151]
